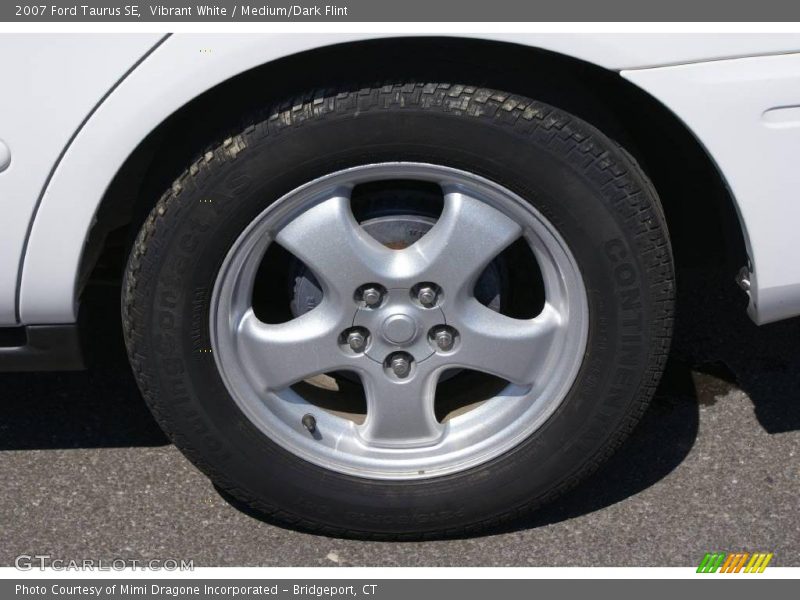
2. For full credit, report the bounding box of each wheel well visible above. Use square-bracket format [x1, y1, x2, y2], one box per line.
[82, 36, 746, 293]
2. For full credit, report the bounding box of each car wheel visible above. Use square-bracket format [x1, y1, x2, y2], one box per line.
[122, 83, 674, 538]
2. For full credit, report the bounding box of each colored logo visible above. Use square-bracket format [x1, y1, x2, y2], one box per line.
[697, 552, 773, 573]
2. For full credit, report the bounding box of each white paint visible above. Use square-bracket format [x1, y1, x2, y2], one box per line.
[0, 139, 10, 172]
[624, 52, 800, 324]
[0, 34, 163, 324]
[6, 33, 800, 325]
[762, 106, 800, 129]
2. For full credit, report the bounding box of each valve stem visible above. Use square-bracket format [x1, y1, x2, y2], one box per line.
[301, 413, 317, 434]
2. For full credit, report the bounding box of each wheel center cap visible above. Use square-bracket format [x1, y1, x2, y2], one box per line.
[381, 313, 418, 345]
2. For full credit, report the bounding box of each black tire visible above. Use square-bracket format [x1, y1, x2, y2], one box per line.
[122, 83, 674, 538]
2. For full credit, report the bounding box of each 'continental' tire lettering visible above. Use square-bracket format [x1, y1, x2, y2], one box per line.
[605, 238, 642, 310]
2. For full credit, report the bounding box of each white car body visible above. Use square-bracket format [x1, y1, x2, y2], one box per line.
[2, 32, 800, 337]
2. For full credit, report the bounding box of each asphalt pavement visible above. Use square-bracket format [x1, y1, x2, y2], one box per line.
[1, 269, 798, 566]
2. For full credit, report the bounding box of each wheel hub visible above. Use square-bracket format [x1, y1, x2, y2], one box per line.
[353, 288, 444, 365]
[381, 313, 418, 345]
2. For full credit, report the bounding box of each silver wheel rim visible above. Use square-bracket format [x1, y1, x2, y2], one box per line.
[210, 162, 589, 480]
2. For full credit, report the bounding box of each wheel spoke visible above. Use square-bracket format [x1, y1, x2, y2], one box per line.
[452, 301, 563, 385]
[235, 307, 350, 392]
[409, 189, 522, 293]
[275, 189, 393, 301]
[358, 367, 444, 448]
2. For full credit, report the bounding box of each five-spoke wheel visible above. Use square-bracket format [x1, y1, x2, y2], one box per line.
[210, 163, 588, 478]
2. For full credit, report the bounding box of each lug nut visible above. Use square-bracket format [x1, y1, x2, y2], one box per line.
[417, 286, 437, 307]
[434, 328, 455, 352]
[346, 329, 368, 352]
[390, 354, 412, 378]
[362, 287, 382, 307]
